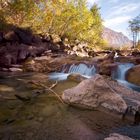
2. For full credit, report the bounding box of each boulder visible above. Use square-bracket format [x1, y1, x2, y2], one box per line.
[126, 65, 140, 86]
[104, 133, 134, 140]
[14, 28, 33, 44]
[96, 51, 116, 76]
[62, 74, 127, 113]
[62, 74, 140, 121]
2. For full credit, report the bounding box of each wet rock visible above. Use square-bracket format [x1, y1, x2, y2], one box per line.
[62, 74, 127, 114]
[96, 51, 116, 76]
[98, 63, 117, 76]
[126, 65, 140, 86]
[67, 73, 87, 82]
[104, 133, 134, 140]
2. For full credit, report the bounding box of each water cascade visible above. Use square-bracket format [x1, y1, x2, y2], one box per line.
[112, 63, 140, 92]
[49, 63, 96, 81]
[62, 63, 96, 76]
[112, 63, 134, 80]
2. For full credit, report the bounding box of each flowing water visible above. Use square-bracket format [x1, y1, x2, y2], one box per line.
[62, 63, 96, 76]
[0, 72, 140, 140]
[112, 63, 140, 92]
[0, 62, 140, 140]
[49, 63, 95, 81]
[49, 62, 140, 92]
[112, 63, 134, 80]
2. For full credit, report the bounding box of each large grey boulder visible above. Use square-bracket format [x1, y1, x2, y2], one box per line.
[104, 133, 134, 140]
[62, 74, 127, 113]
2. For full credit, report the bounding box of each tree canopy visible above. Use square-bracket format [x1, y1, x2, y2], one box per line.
[0, 0, 103, 47]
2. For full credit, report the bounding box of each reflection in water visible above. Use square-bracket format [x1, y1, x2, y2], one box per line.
[0, 70, 140, 139]
[0, 73, 131, 140]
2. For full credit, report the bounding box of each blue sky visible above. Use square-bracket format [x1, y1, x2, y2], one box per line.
[87, 0, 140, 38]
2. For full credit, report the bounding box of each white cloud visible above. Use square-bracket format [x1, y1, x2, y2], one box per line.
[109, 3, 140, 17]
[103, 16, 131, 27]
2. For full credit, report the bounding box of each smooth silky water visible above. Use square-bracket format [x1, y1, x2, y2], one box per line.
[0, 62, 140, 140]
[111, 63, 140, 92]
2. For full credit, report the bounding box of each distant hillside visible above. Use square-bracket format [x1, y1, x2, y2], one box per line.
[102, 27, 132, 48]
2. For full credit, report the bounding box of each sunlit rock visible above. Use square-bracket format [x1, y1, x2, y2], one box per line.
[126, 65, 140, 86]
[62, 74, 127, 113]
[104, 133, 134, 140]
[67, 73, 87, 82]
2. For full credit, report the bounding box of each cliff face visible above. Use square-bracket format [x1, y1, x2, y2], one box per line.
[103, 27, 132, 48]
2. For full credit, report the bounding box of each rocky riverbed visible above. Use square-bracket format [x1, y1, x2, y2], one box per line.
[1, 28, 140, 140]
[0, 72, 140, 140]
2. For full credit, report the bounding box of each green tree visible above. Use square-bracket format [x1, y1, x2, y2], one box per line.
[129, 14, 140, 48]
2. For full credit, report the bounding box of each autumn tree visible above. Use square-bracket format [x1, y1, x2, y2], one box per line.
[0, 0, 103, 49]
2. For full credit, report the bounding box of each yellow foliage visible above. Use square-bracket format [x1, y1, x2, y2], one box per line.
[0, 0, 103, 48]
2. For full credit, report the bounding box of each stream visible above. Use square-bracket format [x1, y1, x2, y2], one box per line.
[49, 62, 140, 92]
[0, 62, 140, 140]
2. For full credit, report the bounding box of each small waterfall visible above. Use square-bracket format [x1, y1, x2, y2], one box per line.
[62, 63, 96, 76]
[112, 63, 134, 80]
[112, 63, 140, 92]
[49, 63, 96, 81]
